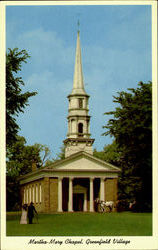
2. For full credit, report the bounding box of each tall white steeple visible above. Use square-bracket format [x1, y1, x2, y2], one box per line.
[64, 29, 94, 158]
[71, 30, 86, 95]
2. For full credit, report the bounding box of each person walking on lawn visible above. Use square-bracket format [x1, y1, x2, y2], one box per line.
[28, 202, 38, 224]
[20, 204, 28, 224]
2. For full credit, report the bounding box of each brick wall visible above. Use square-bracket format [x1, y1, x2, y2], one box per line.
[43, 177, 50, 213]
[50, 178, 58, 212]
[104, 178, 118, 211]
[20, 177, 118, 213]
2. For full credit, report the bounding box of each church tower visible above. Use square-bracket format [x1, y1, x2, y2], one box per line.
[64, 30, 94, 157]
[19, 26, 120, 215]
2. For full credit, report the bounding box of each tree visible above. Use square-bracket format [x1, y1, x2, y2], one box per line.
[45, 144, 65, 167]
[6, 136, 51, 210]
[55, 144, 65, 160]
[33, 143, 51, 167]
[103, 82, 152, 211]
[7, 136, 51, 177]
[6, 48, 38, 210]
[93, 141, 121, 166]
[6, 48, 37, 147]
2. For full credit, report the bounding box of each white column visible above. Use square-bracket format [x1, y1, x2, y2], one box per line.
[100, 177, 105, 201]
[68, 177, 73, 212]
[75, 118, 78, 134]
[27, 189, 28, 204]
[32, 186, 34, 203]
[68, 120, 70, 134]
[83, 192, 87, 212]
[90, 177, 94, 212]
[36, 184, 38, 203]
[29, 187, 31, 203]
[86, 120, 88, 134]
[58, 177, 63, 212]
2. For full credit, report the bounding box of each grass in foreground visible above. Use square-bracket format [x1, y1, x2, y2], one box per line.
[6, 212, 152, 236]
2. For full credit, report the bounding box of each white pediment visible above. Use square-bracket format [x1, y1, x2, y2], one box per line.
[55, 157, 108, 171]
[49, 152, 120, 172]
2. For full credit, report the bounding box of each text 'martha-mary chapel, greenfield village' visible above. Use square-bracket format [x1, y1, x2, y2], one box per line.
[19, 30, 121, 213]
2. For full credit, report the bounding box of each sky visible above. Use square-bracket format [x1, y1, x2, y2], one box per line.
[6, 4, 152, 159]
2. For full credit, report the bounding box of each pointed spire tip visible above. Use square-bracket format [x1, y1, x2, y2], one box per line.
[77, 20, 80, 34]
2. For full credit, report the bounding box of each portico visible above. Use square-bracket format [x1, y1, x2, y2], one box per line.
[58, 176, 99, 212]
[54, 153, 119, 213]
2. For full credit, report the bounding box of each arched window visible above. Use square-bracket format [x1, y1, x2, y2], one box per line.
[78, 123, 83, 134]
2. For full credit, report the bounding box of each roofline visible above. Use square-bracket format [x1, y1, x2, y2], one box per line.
[45, 168, 119, 173]
[56, 150, 121, 171]
[18, 168, 44, 181]
[18, 151, 121, 181]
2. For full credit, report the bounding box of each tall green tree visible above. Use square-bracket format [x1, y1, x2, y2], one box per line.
[93, 141, 121, 166]
[6, 48, 37, 147]
[6, 136, 51, 210]
[6, 47, 39, 210]
[103, 82, 152, 211]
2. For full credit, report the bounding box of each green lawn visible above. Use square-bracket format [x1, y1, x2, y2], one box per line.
[6, 212, 152, 236]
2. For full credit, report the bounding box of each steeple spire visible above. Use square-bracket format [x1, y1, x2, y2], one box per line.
[71, 30, 87, 95]
[77, 20, 80, 33]
[64, 29, 94, 158]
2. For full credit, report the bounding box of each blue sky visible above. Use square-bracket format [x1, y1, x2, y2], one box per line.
[6, 5, 151, 159]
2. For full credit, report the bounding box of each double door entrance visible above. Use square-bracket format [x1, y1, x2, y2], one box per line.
[73, 193, 84, 211]
[62, 177, 100, 212]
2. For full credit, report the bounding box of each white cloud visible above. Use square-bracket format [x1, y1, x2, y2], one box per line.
[7, 9, 151, 156]
[7, 26, 74, 71]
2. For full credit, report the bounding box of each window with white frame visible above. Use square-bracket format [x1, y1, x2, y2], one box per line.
[39, 184, 42, 203]
[32, 186, 35, 203]
[29, 187, 31, 203]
